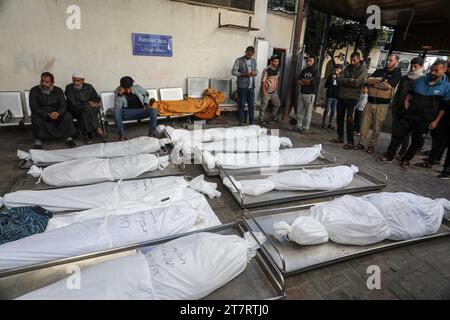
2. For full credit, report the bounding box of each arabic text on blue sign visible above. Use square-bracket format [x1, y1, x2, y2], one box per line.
[132, 33, 173, 57]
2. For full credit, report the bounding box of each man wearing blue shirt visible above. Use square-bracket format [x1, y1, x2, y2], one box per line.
[380, 60, 450, 168]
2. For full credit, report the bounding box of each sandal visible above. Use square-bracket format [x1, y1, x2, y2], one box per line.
[343, 144, 354, 150]
[400, 160, 410, 169]
[367, 147, 375, 154]
[353, 144, 364, 150]
[415, 162, 433, 169]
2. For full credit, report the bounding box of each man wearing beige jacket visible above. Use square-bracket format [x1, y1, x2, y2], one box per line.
[353, 54, 402, 154]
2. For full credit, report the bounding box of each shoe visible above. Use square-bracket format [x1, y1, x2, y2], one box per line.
[330, 138, 344, 144]
[118, 136, 129, 141]
[437, 168, 450, 180]
[33, 144, 43, 150]
[66, 139, 77, 148]
[378, 156, 393, 163]
[328, 124, 335, 129]
[84, 135, 93, 145]
[353, 144, 364, 150]
[0, 109, 12, 123]
[343, 144, 354, 150]
[321, 124, 327, 129]
[272, 116, 279, 122]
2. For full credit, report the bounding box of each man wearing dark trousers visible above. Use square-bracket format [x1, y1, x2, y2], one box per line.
[331, 52, 368, 148]
[232, 46, 258, 126]
[380, 60, 450, 169]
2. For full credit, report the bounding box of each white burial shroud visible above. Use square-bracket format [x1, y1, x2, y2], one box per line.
[27, 154, 169, 187]
[175, 135, 292, 157]
[159, 124, 267, 143]
[223, 165, 359, 196]
[0, 191, 221, 271]
[18, 232, 266, 300]
[2, 175, 220, 212]
[17, 136, 170, 163]
[361, 192, 450, 241]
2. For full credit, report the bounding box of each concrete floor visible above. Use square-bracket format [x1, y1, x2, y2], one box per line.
[1, 110, 449, 300]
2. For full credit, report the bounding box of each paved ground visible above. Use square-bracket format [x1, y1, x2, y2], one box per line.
[1, 109, 449, 300]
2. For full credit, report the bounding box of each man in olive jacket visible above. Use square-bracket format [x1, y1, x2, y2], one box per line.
[331, 52, 368, 148]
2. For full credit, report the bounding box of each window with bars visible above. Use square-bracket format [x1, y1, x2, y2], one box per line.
[174, 0, 255, 13]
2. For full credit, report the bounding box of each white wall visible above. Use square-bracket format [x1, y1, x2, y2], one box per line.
[0, 0, 269, 92]
[265, 12, 294, 50]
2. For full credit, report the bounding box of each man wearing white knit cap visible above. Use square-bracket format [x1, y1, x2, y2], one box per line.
[65, 72, 106, 144]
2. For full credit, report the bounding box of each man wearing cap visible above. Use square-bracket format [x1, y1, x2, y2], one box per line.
[113, 76, 157, 141]
[29, 72, 77, 149]
[260, 55, 282, 124]
[65, 72, 105, 144]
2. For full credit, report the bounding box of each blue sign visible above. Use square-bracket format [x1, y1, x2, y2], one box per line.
[132, 33, 173, 57]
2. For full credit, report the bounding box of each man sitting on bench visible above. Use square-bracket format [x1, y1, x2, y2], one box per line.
[65, 72, 106, 145]
[29, 72, 77, 149]
[113, 76, 157, 141]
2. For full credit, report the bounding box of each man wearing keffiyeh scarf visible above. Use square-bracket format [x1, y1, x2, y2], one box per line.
[385, 57, 424, 159]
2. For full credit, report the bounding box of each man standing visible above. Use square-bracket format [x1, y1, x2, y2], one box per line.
[353, 54, 402, 153]
[385, 57, 424, 160]
[29, 72, 77, 149]
[113, 76, 158, 141]
[331, 52, 368, 148]
[65, 72, 105, 145]
[380, 60, 450, 168]
[232, 46, 258, 126]
[294, 55, 320, 133]
[322, 64, 343, 129]
[260, 55, 282, 124]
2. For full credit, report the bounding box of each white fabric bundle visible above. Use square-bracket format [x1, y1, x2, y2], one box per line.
[159, 125, 267, 143]
[2, 175, 219, 212]
[46, 187, 220, 232]
[0, 204, 206, 271]
[223, 165, 358, 196]
[362, 192, 450, 241]
[174, 135, 292, 160]
[18, 232, 266, 300]
[273, 217, 329, 245]
[28, 154, 170, 187]
[204, 145, 323, 170]
[17, 137, 170, 163]
[310, 195, 391, 245]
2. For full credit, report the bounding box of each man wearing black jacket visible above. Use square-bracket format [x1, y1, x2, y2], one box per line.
[354, 54, 402, 153]
[380, 60, 450, 169]
[294, 55, 320, 133]
[322, 64, 343, 129]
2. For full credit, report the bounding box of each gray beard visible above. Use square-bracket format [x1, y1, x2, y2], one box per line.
[74, 85, 83, 91]
[40, 86, 53, 95]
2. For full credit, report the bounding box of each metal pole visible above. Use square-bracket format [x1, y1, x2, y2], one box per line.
[283, 0, 306, 121]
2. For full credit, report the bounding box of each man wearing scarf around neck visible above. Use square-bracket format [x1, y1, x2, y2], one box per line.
[29, 72, 77, 149]
[384, 57, 424, 160]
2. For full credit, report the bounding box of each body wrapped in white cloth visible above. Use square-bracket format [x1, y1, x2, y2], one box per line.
[18, 137, 170, 163]
[18, 232, 266, 300]
[223, 165, 358, 196]
[203, 144, 324, 170]
[28, 154, 169, 187]
[2, 175, 220, 212]
[159, 125, 267, 143]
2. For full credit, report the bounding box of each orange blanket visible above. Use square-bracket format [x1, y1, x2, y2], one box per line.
[154, 89, 225, 120]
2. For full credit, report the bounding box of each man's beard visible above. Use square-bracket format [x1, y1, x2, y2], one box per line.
[74, 84, 83, 91]
[40, 85, 53, 95]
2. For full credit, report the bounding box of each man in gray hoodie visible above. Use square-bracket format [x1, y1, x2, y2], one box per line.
[232, 46, 258, 125]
